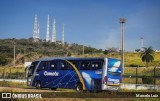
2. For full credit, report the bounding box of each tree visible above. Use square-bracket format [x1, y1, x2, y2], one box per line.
[140, 46, 155, 68]
[103, 49, 109, 55]
[135, 49, 141, 52]
[67, 52, 72, 56]
[0, 55, 8, 66]
[107, 47, 118, 52]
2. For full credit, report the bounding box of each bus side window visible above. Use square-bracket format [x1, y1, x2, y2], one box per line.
[91, 61, 102, 70]
[37, 61, 48, 72]
[50, 61, 57, 70]
[91, 63, 95, 70]
[69, 61, 78, 70]
[59, 61, 68, 70]
[80, 61, 90, 70]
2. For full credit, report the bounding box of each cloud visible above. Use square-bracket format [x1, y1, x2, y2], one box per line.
[96, 28, 121, 50]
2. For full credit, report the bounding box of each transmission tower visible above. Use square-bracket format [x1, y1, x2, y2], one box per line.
[46, 15, 50, 42]
[33, 14, 40, 42]
[52, 17, 56, 43]
[37, 22, 40, 39]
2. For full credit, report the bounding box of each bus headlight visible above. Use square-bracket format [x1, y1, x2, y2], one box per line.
[28, 78, 31, 82]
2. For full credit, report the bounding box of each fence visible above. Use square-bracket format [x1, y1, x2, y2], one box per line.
[0, 66, 160, 85]
[120, 83, 160, 90]
[0, 67, 26, 79]
[123, 67, 160, 85]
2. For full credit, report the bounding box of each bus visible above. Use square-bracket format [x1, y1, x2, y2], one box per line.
[26, 57, 122, 91]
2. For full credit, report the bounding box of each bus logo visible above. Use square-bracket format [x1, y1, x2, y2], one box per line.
[44, 71, 59, 76]
[108, 78, 119, 84]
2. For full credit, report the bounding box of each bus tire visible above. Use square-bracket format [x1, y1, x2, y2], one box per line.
[76, 83, 83, 92]
[36, 81, 41, 89]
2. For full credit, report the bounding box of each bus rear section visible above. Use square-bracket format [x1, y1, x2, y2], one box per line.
[102, 58, 122, 91]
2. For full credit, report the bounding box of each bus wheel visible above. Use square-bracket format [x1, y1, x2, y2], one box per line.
[36, 81, 41, 89]
[76, 83, 83, 92]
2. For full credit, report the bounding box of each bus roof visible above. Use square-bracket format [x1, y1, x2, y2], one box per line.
[34, 57, 106, 62]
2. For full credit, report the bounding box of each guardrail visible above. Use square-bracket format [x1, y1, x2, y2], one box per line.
[0, 79, 26, 83]
[120, 83, 160, 90]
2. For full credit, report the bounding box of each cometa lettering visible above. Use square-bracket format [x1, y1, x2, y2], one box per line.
[108, 78, 119, 83]
[44, 71, 59, 76]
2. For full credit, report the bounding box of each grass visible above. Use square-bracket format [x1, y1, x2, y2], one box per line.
[0, 81, 159, 101]
[0, 81, 27, 88]
[123, 67, 160, 84]
[0, 65, 25, 74]
[124, 67, 160, 76]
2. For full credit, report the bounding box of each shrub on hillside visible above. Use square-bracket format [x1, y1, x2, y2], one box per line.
[0, 55, 8, 66]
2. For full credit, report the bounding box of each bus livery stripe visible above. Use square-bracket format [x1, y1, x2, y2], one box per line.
[63, 59, 86, 90]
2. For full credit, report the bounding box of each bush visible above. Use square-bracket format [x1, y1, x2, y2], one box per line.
[142, 75, 154, 84]
[0, 55, 8, 65]
[130, 64, 139, 67]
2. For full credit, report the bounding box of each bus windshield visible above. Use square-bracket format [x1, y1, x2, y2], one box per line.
[28, 61, 39, 77]
[107, 60, 122, 76]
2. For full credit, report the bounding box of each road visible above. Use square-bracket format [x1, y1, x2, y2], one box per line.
[0, 87, 58, 92]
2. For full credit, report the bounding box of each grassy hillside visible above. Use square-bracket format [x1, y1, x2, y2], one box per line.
[0, 38, 102, 66]
[124, 52, 160, 67]
[0, 38, 160, 67]
[82, 52, 160, 67]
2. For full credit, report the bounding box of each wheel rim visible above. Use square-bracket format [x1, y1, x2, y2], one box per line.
[77, 86, 80, 91]
[36, 82, 41, 89]
[76, 84, 82, 91]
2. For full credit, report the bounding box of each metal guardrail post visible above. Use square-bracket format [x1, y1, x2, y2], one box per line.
[154, 66, 156, 90]
[3, 68, 5, 79]
[136, 66, 138, 84]
[136, 66, 138, 90]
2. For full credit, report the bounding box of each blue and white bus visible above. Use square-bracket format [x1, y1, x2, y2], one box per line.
[26, 57, 122, 91]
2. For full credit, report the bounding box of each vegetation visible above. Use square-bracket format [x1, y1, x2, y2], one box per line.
[142, 75, 154, 84]
[1, 38, 160, 67]
[0, 81, 27, 88]
[123, 67, 160, 84]
[0, 38, 102, 66]
[1, 38, 160, 85]
[140, 47, 155, 68]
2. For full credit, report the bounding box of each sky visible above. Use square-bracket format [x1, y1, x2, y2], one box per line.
[0, 0, 160, 51]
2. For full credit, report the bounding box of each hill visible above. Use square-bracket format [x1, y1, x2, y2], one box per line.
[0, 38, 102, 66]
[0, 38, 160, 67]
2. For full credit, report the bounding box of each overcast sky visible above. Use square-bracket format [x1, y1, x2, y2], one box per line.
[0, 0, 160, 51]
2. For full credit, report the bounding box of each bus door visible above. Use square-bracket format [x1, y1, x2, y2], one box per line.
[102, 58, 122, 91]
[35, 61, 50, 87]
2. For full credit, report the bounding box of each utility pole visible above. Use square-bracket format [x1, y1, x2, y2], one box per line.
[14, 42, 15, 67]
[83, 45, 84, 56]
[120, 17, 126, 74]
